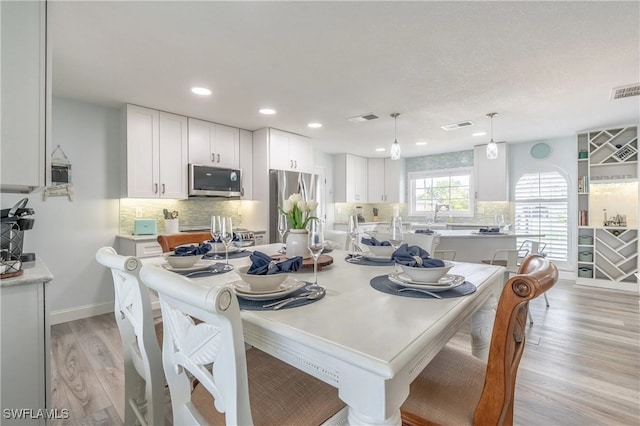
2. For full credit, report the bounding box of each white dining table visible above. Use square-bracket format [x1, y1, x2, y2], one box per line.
[146, 243, 505, 425]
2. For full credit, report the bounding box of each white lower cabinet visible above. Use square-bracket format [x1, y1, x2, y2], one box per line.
[123, 105, 188, 199]
[117, 235, 163, 258]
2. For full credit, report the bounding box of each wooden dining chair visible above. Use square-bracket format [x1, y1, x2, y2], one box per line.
[95, 247, 165, 426]
[400, 254, 558, 426]
[157, 231, 212, 253]
[139, 265, 346, 426]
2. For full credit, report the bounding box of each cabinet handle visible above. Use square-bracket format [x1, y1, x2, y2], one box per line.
[211, 153, 215, 162]
[290, 160, 294, 168]
[162, 184, 165, 194]
[217, 154, 220, 163]
[241, 187, 244, 197]
[154, 183, 158, 194]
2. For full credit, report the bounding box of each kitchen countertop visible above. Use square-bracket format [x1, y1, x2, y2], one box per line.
[432, 230, 541, 238]
[0, 259, 53, 288]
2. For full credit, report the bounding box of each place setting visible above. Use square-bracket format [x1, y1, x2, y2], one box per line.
[345, 215, 399, 266]
[161, 242, 230, 277]
[370, 243, 476, 299]
[230, 221, 327, 310]
[203, 215, 252, 262]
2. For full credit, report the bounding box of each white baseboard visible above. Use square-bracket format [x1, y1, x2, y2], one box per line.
[51, 300, 161, 325]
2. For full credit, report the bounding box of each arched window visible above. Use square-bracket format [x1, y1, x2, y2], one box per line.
[514, 171, 568, 262]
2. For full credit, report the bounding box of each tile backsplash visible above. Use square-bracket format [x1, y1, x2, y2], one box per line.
[120, 198, 261, 234]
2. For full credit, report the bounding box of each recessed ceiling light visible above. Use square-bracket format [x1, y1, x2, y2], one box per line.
[308, 122, 322, 128]
[375, 148, 386, 152]
[473, 131, 487, 137]
[416, 141, 428, 146]
[259, 108, 276, 115]
[191, 87, 212, 96]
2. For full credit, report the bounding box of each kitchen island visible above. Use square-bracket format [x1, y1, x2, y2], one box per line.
[426, 230, 544, 263]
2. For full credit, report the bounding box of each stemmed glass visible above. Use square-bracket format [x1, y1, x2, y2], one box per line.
[495, 214, 505, 231]
[307, 219, 325, 290]
[347, 214, 360, 260]
[277, 213, 288, 254]
[210, 215, 222, 259]
[389, 216, 404, 272]
[220, 216, 234, 271]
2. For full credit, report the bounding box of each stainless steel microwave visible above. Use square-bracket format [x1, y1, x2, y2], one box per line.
[188, 164, 242, 197]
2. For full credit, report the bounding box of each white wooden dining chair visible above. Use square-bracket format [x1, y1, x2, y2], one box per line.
[95, 247, 165, 426]
[139, 265, 346, 426]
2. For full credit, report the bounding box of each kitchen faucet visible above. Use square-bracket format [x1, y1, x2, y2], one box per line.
[433, 203, 440, 223]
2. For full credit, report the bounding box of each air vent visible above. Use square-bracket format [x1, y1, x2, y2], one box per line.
[441, 120, 474, 131]
[347, 113, 379, 123]
[610, 83, 640, 100]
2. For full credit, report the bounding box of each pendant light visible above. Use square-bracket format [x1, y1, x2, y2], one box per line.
[486, 112, 498, 160]
[390, 113, 401, 160]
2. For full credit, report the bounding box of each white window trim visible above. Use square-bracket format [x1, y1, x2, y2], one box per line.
[408, 167, 475, 217]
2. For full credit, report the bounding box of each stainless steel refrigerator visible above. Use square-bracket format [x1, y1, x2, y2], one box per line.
[269, 169, 320, 243]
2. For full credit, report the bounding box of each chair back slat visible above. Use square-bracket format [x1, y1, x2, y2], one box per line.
[157, 231, 213, 252]
[140, 264, 254, 426]
[474, 254, 558, 425]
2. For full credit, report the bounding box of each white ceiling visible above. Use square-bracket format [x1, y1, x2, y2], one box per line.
[50, 1, 640, 158]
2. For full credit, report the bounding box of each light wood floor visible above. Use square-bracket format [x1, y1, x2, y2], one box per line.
[50, 279, 640, 425]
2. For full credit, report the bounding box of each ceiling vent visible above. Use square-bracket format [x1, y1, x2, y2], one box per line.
[441, 120, 474, 131]
[610, 83, 640, 100]
[347, 113, 379, 123]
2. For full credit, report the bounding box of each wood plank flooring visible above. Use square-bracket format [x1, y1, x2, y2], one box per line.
[50, 279, 639, 425]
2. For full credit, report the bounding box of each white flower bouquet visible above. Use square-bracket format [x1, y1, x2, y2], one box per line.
[279, 193, 318, 229]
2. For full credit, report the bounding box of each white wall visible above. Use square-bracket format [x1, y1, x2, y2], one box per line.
[1, 97, 121, 323]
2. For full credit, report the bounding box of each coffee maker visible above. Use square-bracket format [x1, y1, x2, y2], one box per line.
[1, 198, 36, 277]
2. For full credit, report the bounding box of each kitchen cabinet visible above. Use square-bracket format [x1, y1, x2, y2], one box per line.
[576, 126, 638, 292]
[268, 128, 313, 173]
[117, 235, 163, 258]
[239, 129, 253, 199]
[123, 105, 188, 199]
[334, 154, 367, 202]
[1, 260, 53, 425]
[473, 142, 509, 201]
[367, 158, 406, 203]
[188, 118, 240, 169]
[1, 0, 49, 193]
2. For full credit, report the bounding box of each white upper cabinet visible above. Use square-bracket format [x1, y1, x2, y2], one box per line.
[124, 105, 188, 199]
[188, 118, 240, 169]
[474, 142, 509, 201]
[334, 154, 368, 202]
[239, 129, 253, 199]
[1, 0, 48, 193]
[367, 158, 406, 203]
[268, 128, 313, 173]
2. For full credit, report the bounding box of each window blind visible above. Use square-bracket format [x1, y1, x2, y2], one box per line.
[514, 172, 568, 261]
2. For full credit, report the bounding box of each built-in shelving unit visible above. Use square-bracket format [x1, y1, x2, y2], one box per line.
[576, 126, 639, 292]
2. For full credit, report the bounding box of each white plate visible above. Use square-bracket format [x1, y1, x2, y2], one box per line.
[161, 259, 218, 273]
[363, 254, 393, 262]
[230, 279, 305, 300]
[388, 273, 466, 291]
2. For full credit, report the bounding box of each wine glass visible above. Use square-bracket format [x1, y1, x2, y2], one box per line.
[347, 214, 360, 260]
[277, 213, 288, 254]
[220, 217, 234, 271]
[495, 214, 505, 231]
[307, 219, 325, 290]
[389, 216, 404, 272]
[210, 215, 222, 259]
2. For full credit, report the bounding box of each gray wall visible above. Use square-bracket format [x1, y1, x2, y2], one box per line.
[1, 97, 121, 322]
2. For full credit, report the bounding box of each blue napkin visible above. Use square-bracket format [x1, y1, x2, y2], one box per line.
[415, 229, 435, 235]
[479, 227, 500, 233]
[173, 243, 211, 256]
[391, 244, 445, 268]
[247, 251, 303, 275]
[361, 237, 391, 246]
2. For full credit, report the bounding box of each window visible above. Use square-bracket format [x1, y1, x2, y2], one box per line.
[514, 171, 568, 262]
[409, 167, 474, 217]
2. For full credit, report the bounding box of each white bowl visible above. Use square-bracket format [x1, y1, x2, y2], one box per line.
[400, 261, 454, 283]
[165, 254, 200, 269]
[236, 266, 290, 292]
[365, 244, 394, 257]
